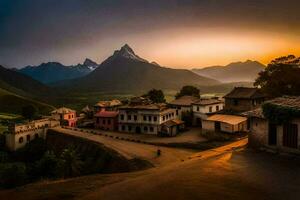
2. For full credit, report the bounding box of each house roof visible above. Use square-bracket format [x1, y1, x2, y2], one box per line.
[82, 105, 93, 113]
[51, 107, 75, 114]
[94, 99, 122, 107]
[193, 98, 224, 106]
[94, 111, 119, 118]
[162, 119, 185, 127]
[243, 96, 300, 119]
[169, 96, 200, 106]
[119, 103, 169, 111]
[224, 87, 266, 99]
[205, 114, 247, 125]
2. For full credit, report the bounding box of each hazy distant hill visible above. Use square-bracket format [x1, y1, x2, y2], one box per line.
[192, 60, 265, 83]
[19, 58, 98, 84]
[55, 44, 219, 93]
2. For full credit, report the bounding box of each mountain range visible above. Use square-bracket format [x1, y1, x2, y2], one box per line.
[19, 58, 98, 84]
[192, 60, 265, 83]
[55, 44, 219, 93]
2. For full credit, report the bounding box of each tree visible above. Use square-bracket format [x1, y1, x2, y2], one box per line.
[254, 55, 300, 97]
[175, 86, 200, 99]
[21, 105, 37, 120]
[142, 89, 166, 103]
[34, 151, 62, 178]
[60, 146, 82, 177]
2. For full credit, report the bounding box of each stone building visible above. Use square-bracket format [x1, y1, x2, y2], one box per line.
[245, 96, 300, 154]
[5, 118, 60, 151]
[192, 98, 224, 127]
[118, 98, 181, 136]
[202, 114, 248, 133]
[168, 96, 200, 120]
[94, 111, 119, 131]
[224, 87, 266, 113]
[51, 107, 77, 127]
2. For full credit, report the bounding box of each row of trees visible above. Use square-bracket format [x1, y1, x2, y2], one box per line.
[142, 86, 200, 103]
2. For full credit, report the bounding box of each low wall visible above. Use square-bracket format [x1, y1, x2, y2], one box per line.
[46, 129, 153, 174]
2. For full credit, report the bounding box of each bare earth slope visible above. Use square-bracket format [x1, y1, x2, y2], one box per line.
[2, 138, 300, 200]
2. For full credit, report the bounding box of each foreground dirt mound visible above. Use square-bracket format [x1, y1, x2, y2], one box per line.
[47, 129, 153, 173]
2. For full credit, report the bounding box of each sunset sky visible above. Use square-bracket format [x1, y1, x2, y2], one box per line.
[0, 0, 299, 68]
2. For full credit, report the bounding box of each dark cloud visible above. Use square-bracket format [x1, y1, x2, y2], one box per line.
[0, 0, 299, 67]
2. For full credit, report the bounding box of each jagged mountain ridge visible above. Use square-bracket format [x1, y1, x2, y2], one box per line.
[55, 44, 219, 93]
[19, 58, 98, 84]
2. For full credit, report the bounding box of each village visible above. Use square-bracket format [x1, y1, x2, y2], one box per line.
[4, 86, 300, 156]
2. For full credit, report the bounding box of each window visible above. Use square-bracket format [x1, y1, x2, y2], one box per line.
[108, 119, 111, 125]
[19, 137, 24, 144]
[209, 106, 213, 113]
[163, 116, 165, 121]
[154, 116, 157, 121]
[176, 110, 178, 116]
[197, 106, 200, 111]
[26, 135, 30, 142]
[34, 134, 39, 139]
[68, 115, 71, 119]
[103, 119, 106, 124]
[120, 114, 124, 120]
[144, 126, 148, 132]
[216, 105, 219, 111]
[134, 115, 137, 121]
[128, 126, 132, 131]
[143, 116, 147, 121]
[150, 127, 154, 132]
[122, 125, 125, 131]
[148, 116, 152, 121]
[96, 118, 100, 123]
[234, 99, 239, 106]
[128, 115, 132, 120]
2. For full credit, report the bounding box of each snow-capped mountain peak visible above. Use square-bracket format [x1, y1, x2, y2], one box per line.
[112, 44, 149, 63]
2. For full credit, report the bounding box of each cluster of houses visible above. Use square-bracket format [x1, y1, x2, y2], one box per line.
[4, 86, 300, 155]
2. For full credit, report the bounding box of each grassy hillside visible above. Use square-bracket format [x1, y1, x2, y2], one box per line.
[0, 88, 55, 115]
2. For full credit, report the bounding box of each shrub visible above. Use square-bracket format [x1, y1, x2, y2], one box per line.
[32, 151, 63, 179]
[0, 162, 27, 188]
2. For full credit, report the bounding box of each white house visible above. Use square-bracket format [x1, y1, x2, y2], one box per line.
[5, 118, 60, 151]
[168, 96, 200, 120]
[192, 98, 224, 127]
[118, 98, 181, 135]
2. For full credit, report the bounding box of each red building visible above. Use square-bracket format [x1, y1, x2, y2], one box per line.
[51, 107, 77, 127]
[94, 111, 119, 131]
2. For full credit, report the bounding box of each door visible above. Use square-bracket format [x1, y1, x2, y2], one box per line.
[135, 126, 141, 134]
[196, 118, 202, 128]
[268, 123, 277, 145]
[283, 123, 298, 149]
[215, 122, 221, 131]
